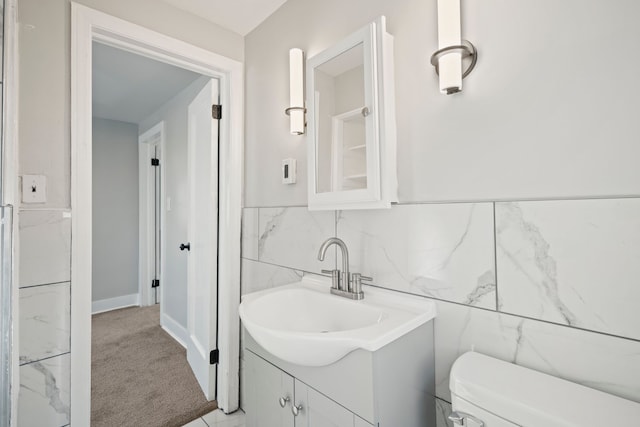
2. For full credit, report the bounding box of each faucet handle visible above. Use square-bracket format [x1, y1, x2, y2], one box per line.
[321, 269, 334, 274]
[351, 273, 372, 296]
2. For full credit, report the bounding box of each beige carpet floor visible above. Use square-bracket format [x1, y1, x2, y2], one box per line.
[91, 305, 217, 427]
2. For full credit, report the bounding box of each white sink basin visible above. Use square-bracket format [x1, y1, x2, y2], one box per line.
[239, 275, 437, 367]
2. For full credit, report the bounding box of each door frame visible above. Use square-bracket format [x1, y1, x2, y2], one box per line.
[138, 121, 165, 308]
[71, 4, 243, 425]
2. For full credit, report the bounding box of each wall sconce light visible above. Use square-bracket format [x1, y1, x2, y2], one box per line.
[430, 0, 477, 95]
[285, 48, 306, 135]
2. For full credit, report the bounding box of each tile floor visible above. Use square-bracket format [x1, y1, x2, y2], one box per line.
[182, 408, 245, 427]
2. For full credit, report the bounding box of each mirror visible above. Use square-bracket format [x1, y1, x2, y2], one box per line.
[314, 43, 367, 193]
[307, 16, 397, 210]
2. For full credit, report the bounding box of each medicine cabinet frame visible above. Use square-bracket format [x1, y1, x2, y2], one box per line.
[306, 16, 397, 210]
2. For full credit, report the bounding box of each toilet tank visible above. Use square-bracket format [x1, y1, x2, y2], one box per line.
[449, 352, 640, 427]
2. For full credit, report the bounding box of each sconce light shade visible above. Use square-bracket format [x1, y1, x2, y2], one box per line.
[287, 48, 306, 135]
[431, 0, 477, 95]
[436, 0, 462, 94]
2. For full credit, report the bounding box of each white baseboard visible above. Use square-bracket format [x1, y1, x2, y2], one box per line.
[92, 293, 140, 314]
[160, 312, 188, 348]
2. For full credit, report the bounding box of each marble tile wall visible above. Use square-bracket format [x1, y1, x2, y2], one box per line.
[18, 353, 70, 427]
[19, 282, 70, 364]
[257, 207, 335, 272]
[496, 199, 640, 340]
[434, 300, 640, 403]
[337, 204, 496, 309]
[18, 209, 71, 427]
[240, 199, 640, 425]
[19, 210, 70, 288]
[240, 258, 303, 296]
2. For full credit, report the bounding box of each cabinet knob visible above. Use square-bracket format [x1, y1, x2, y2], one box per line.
[278, 396, 290, 408]
[291, 403, 303, 416]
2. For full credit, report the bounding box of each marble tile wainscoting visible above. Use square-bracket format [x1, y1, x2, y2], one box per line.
[18, 209, 71, 427]
[240, 199, 640, 427]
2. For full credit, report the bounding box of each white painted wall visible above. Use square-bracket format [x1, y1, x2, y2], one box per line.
[91, 118, 139, 306]
[241, 0, 640, 418]
[18, 0, 243, 210]
[244, 0, 640, 207]
[139, 76, 210, 331]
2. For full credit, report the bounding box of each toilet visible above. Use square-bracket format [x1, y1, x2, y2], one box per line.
[448, 352, 640, 426]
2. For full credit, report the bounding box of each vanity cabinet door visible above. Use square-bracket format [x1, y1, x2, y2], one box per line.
[245, 351, 295, 427]
[294, 380, 358, 427]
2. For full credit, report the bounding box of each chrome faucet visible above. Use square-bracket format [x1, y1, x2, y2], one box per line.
[317, 237, 370, 300]
[318, 237, 350, 291]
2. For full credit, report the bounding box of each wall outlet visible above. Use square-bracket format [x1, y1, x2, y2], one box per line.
[282, 158, 297, 184]
[22, 175, 47, 203]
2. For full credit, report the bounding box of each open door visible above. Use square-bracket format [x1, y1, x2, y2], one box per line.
[186, 78, 220, 400]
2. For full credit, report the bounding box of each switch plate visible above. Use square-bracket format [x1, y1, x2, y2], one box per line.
[22, 175, 47, 203]
[282, 158, 297, 184]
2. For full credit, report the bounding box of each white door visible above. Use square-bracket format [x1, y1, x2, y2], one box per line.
[186, 78, 220, 400]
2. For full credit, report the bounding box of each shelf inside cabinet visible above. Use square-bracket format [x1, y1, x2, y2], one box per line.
[343, 174, 367, 180]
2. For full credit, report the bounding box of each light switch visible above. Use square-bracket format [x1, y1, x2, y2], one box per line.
[282, 158, 297, 184]
[22, 175, 47, 203]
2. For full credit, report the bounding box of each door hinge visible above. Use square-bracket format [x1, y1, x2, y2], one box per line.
[151, 158, 160, 166]
[151, 279, 160, 288]
[210, 349, 219, 365]
[212, 104, 222, 120]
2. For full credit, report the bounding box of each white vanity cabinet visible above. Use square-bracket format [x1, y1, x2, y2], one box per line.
[244, 320, 436, 427]
[296, 380, 373, 427]
[245, 350, 295, 427]
[245, 350, 373, 427]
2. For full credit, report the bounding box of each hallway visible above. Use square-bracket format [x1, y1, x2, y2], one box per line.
[92, 306, 217, 426]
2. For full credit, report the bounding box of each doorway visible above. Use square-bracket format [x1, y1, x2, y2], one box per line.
[72, 4, 242, 425]
[92, 40, 222, 422]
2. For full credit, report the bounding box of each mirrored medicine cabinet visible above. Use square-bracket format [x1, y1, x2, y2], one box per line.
[306, 16, 397, 210]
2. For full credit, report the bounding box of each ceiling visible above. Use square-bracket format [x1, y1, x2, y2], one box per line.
[92, 42, 202, 124]
[161, 0, 288, 36]
[93, 1, 288, 123]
